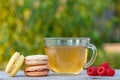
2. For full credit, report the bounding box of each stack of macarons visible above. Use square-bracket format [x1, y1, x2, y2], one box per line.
[5, 52, 49, 77]
[24, 55, 49, 77]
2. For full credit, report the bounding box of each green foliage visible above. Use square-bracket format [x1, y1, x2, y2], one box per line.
[0, 0, 119, 69]
[93, 49, 120, 69]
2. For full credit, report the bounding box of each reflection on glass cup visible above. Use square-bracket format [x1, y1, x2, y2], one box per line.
[44, 38, 97, 74]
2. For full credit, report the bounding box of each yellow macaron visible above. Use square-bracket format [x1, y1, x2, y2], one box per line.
[5, 52, 24, 77]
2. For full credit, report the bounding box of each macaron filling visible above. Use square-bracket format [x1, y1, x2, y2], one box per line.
[26, 69, 49, 72]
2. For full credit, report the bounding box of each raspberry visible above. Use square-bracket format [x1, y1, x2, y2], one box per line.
[99, 62, 110, 68]
[106, 68, 115, 76]
[86, 62, 115, 76]
[87, 66, 97, 76]
[97, 66, 106, 76]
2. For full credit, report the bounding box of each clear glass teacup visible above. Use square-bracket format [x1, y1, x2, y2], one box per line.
[44, 38, 97, 74]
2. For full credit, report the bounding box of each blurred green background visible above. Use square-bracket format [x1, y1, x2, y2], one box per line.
[0, 0, 120, 70]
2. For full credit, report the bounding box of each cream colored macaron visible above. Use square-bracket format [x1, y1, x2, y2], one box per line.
[25, 55, 48, 65]
[5, 52, 24, 77]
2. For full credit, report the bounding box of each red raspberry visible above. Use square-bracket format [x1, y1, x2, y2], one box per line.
[97, 66, 106, 76]
[106, 68, 115, 76]
[99, 62, 110, 68]
[87, 66, 97, 76]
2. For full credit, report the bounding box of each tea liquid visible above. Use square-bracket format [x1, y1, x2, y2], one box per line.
[45, 46, 88, 74]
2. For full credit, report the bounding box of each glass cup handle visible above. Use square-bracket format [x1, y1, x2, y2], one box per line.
[84, 44, 97, 68]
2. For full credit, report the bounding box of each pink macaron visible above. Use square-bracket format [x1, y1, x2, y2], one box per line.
[24, 65, 49, 77]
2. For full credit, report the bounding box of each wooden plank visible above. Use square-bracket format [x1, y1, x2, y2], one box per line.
[0, 70, 119, 80]
[103, 43, 120, 53]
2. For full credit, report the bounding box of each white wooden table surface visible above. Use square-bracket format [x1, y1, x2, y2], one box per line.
[0, 70, 119, 80]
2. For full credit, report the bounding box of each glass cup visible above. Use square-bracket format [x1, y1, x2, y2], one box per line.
[44, 38, 97, 74]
